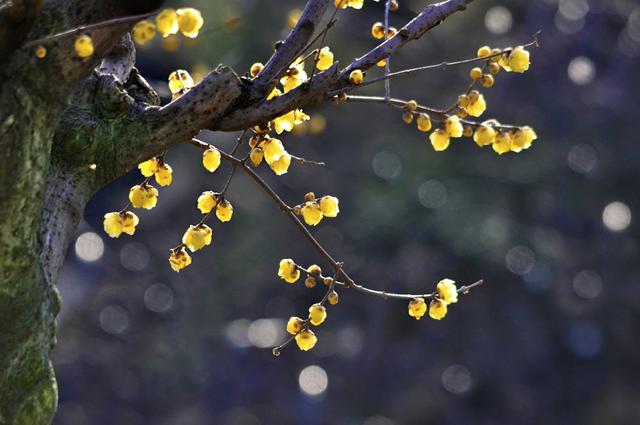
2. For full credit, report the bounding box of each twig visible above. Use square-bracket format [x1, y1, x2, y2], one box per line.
[384, 0, 392, 103]
[23, 10, 159, 48]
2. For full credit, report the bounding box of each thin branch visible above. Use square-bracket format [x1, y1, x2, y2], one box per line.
[23, 11, 158, 48]
[384, 0, 392, 103]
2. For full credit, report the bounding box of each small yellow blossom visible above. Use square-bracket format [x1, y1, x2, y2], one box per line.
[286, 316, 305, 335]
[301, 202, 323, 226]
[445, 115, 464, 138]
[138, 158, 159, 177]
[182, 224, 213, 252]
[154, 163, 173, 186]
[328, 291, 339, 305]
[295, 329, 317, 351]
[335, 0, 364, 9]
[408, 298, 427, 320]
[308, 303, 327, 326]
[511, 126, 537, 151]
[269, 153, 291, 175]
[469, 67, 483, 80]
[316, 47, 334, 71]
[169, 247, 192, 272]
[35, 46, 46, 59]
[103, 212, 124, 238]
[436, 279, 458, 304]
[263, 138, 285, 164]
[287, 9, 302, 29]
[121, 211, 139, 235]
[132, 20, 156, 46]
[477, 45, 492, 58]
[430, 129, 450, 152]
[278, 258, 300, 283]
[168, 70, 194, 96]
[429, 299, 448, 320]
[197, 191, 218, 214]
[156, 8, 179, 37]
[273, 110, 296, 134]
[465, 94, 487, 118]
[305, 276, 317, 288]
[349, 69, 364, 85]
[493, 131, 512, 155]
[250, 62, 264, 77]
[308, 264, 322, 276]
[319, 196, 339, 218]
[473, 124, 496, 147]
[202, 147, 221, 172]
[249, 147, 263, 167]
[508, 46, 530, 73]
[176, 8, 204, 38]
[280, 60, 307, 93]
[417, 113, 432, 132]
[74, 35, 94, 58]
[216, 200, 233, 222]
[129, 185, 158, 209]
[371, 22, 385, 39]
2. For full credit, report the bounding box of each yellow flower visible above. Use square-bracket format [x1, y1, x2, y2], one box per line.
[176, 8, 204, 38]
[319, 196, 339, 218]
[473, 124, 496, 147]
[445, 115, 464, 138]
[202, 147, 221, 172]
[154, 164, 173, 187]
[349, 69, 364, 85]
[408, 298, 427, 320]
[273, 110, 296, 134]
[280, 60, 307, 93]
[416, 113, 432, 132]
[511, 126, 537, 151]
[286, 316, 305, 335]
[263, 138, 285, 164]
[197, 191, 218, 214]
[465, 94, 487, 117]
[295, 329, 317, 351]
[169, 247, 192, 272]
[103, 212, 124, 238]
[429, 129, 450, 151]
[436, 279, 458, 304]
[278, 258, 300, 283]
[250, 62, 264, 77]
[269, 153, 291, 175]
[35, 45, 46, 59]
[508, 46, 530, 73]
[216, 200, 233, 222]
[335, 0, 364, 9]
[371, 22, 385, 39]
[121, 211, 139, 235]
[129, 185, 158, 209]
[138, 158, 159, 177]
[301, 202, 323, 226]
[132, 20, 156, 46]
[182, 224, 213, 252]
[74, 35, 94, 58]
[168, 70, 194, 96]
[308, 264, 322, 276]
[308, 303, 327, 326]
[316, 47, 334, 71]
[156, 8, 179, 37]
[493, 131, 512, 155]
[477, 45, 492, 58]
[249, 147, 263, 167]
[288, 9, 301, 29]
[328, 290, 339, 305]
[429, 299, 448, 320]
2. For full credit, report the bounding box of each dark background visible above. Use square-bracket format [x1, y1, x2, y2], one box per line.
[53, 0, 640, 424]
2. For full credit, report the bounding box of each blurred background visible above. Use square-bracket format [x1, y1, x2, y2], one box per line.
[52, 0, 640, 424]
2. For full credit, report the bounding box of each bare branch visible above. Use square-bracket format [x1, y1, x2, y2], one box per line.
[251, 0, 331, 97]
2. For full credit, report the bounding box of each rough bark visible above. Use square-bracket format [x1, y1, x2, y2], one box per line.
[0, 0, 472, 423]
